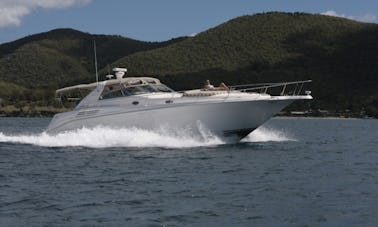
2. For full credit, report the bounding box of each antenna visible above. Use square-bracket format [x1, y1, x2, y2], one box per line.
[94, 40, 99, 90]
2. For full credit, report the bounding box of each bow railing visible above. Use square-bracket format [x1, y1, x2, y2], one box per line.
[229, 80, 312, 96]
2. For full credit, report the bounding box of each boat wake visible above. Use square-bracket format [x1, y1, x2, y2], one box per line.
[0, 126, 295, 148]
[0, 126, 223, 148]
[243, 126, 296, 142]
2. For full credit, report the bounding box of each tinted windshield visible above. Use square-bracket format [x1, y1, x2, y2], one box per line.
[149, 84, 174, 92]
[122, 85, 173, 96]
[100, 84, 174, 100]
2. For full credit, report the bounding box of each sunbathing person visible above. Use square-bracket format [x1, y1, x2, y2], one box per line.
[203, 80, 214, 90]
[203, 80, 229, 90]
[218, 82, 229, 90]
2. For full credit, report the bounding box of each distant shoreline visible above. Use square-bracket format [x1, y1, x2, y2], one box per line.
[0, 105, 67, 118]
[276, 113, 376, 120]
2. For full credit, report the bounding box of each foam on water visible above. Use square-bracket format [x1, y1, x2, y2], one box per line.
[0, 126, 225, 148]
[243, 126, 296, 142]
[0, 125, 295, 148]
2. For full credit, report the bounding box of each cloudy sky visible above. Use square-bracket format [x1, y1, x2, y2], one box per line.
[0, 0, 377, 44]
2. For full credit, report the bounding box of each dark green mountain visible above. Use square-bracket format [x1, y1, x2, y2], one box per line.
[0, 12, 377, 117]
[112, 12, 378, 116]
[0, 28, 186, 88]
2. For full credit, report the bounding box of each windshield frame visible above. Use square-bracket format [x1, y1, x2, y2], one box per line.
[99, 81, 174, 100]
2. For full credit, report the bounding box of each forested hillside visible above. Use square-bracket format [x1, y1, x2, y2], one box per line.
[0, 12, 377, 117]
[0, 28, 186, 88]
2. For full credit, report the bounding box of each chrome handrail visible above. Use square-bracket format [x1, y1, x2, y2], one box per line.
[229, 80, 312, 96]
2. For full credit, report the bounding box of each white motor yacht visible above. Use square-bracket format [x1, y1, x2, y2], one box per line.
[46, 68, 312, 142]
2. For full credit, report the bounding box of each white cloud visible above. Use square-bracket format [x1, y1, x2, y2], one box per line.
[0, 0, 91, 28]
[0, 6, 30, 27]
[355, 13, 377, 23]
[321, 10, 377, 23]
[321, 10, 347, 18]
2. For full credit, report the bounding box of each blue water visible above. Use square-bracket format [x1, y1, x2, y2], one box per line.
[0, 117, 377, 226]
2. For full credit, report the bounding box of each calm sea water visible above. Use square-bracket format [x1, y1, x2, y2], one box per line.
[0, 117, 377, 226]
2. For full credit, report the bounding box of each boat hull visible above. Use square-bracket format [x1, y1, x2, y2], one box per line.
[46, 99, 295, 142]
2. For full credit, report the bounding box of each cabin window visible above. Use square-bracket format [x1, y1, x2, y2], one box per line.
[121, 85, 173, 95]
[99, 82, 174, 100]
[100, 85, 123, 100]
[150, 84, 173, 92]
[122, 86, 147, 95]
[101, 90, 123, 99]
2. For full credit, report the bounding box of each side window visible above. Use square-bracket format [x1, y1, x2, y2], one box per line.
[99, 81, 174, 99]
[102, 90, 123, 99]
[143, 85, 156, 92]
[122, 86, 147, 95]
[121, 88, 131, 96]
[152, 84, 173, 92]
[100, 85, 123, 100]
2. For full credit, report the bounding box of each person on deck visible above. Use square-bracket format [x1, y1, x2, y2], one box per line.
[218, 82, 229, 91]
[203, 80, 214, 90]
[203, 80, 229, 91]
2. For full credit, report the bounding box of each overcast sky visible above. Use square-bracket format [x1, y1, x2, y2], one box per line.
[0, 0, 377, 44]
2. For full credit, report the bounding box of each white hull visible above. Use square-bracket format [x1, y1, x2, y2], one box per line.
[46, 97, 297, 142]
